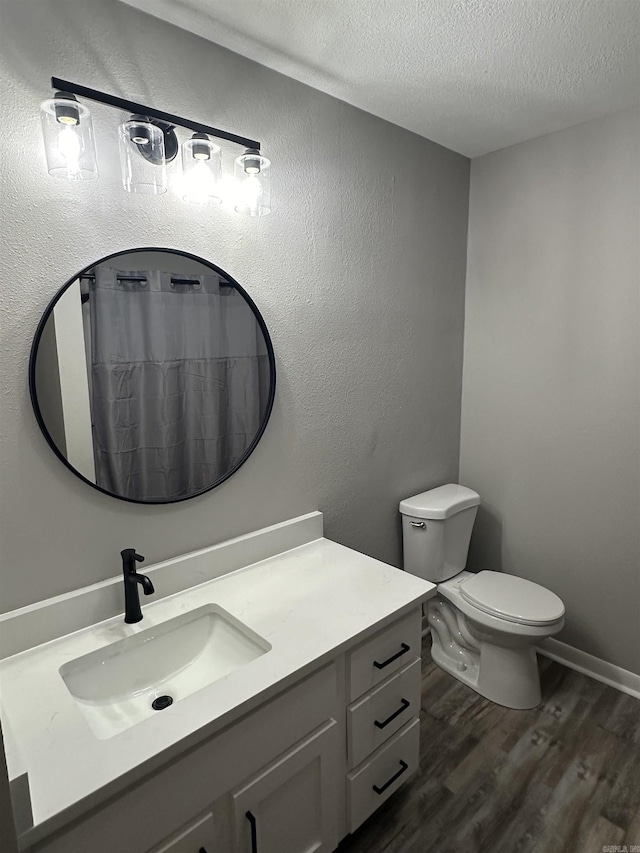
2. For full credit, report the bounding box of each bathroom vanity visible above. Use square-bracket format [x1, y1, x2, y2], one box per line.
[0, 513, 435, 852]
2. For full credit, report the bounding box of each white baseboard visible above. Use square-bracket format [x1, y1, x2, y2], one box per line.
[537, 638, 640, 700]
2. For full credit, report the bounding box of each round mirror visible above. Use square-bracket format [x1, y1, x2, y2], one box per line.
[29, 248, 275, 504]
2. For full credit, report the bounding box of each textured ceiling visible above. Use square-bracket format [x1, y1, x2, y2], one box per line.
[121, 0, 640, 157]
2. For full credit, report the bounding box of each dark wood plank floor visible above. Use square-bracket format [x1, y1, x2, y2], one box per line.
[338, 639, 640, 853]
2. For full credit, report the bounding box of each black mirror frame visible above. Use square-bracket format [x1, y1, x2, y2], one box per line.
[29, 247, 276, 505]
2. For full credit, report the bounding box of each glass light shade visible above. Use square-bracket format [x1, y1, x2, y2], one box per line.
[234, 150, 271, 216]
[118, 118, 167, 194]
[181, 135, 222, 204]
[40, 97, 98, 181]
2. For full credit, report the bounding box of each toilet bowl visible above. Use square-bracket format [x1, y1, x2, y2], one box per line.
[400, 484, 565, 709]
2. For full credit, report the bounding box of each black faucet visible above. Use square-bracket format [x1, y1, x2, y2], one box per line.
[121, 549, 155, 623]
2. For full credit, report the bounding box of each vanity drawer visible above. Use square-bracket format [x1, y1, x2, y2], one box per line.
[347, 717, 420, 833]
[347, 609, 421, 701]
[347, 657, 421, 768]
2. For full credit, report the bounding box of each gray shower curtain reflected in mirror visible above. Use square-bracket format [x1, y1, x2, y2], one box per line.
[88, 267, 270, 501]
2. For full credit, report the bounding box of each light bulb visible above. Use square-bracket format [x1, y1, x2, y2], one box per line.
[41, 95, 98, 181]
[234, 149, 270, 216]
[56, 125, 83, 179]
[239, 175, 262, 214]
[183, 159, 218, 205]
[233, 174, 264, 215]
[180, 134, 221, 204]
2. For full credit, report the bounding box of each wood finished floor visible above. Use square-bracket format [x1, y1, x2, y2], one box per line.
[337, 641, 640, 853]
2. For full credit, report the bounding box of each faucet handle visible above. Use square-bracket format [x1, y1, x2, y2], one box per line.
[121, 548, 145, 564]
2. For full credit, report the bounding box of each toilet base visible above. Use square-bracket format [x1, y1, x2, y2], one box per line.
[427, 596, 544, 710]
[430, 633, 541, 709]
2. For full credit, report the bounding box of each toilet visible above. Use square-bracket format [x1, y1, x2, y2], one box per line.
[400, 484, 565, 709]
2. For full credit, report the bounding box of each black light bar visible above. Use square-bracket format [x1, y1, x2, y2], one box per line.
[51, 77, 261, 151]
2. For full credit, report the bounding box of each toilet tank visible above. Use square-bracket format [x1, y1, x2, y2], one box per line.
[399, 484, 480, 582]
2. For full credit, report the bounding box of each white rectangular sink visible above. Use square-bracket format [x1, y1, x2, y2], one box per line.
[59, 604, 271, 740]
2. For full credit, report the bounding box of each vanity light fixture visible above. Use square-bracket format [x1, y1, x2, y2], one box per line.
[40, 78, 270, 214]
[181, 133, 222, 205]
[234, 148, 271, 217]
[40, 92, 99, 181]
[119, 116, 168, 194]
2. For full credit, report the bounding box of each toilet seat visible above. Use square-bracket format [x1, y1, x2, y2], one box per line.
[459, 571, 565, 626]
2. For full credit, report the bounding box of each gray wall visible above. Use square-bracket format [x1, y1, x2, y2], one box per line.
[0, 0, 469, 612]
[460, 108, 640, 675]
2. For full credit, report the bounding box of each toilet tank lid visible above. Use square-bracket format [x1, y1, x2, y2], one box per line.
[399, 484, 480, 520]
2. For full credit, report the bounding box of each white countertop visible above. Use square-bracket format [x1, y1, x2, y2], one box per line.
[0, 531, 435, 843]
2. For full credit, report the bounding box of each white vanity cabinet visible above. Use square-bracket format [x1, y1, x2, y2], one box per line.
[145, 722, 340, 853]
[23, 608, 423, 853]
[148, 812, 216, 853]
[347, 657, 422, 768]
[231, 720, 340, 853]
[30, 663, 341, 853]
[345, 610, 423, 832]
[1, 517, 437, 853]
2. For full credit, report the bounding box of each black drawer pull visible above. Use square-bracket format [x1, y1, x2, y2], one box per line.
[374, 698, 410, 729]
[373, 642, 410, 669]
[246, 811, 258, 853]
[198, 848, 208, 853]
[372, 760, 409, 795]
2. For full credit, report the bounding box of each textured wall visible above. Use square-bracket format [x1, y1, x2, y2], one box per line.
[0, 0, 469, 612]
[461, 108, 640, 674]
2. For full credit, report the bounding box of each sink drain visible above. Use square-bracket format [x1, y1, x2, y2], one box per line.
[151, 695, 173, 711]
